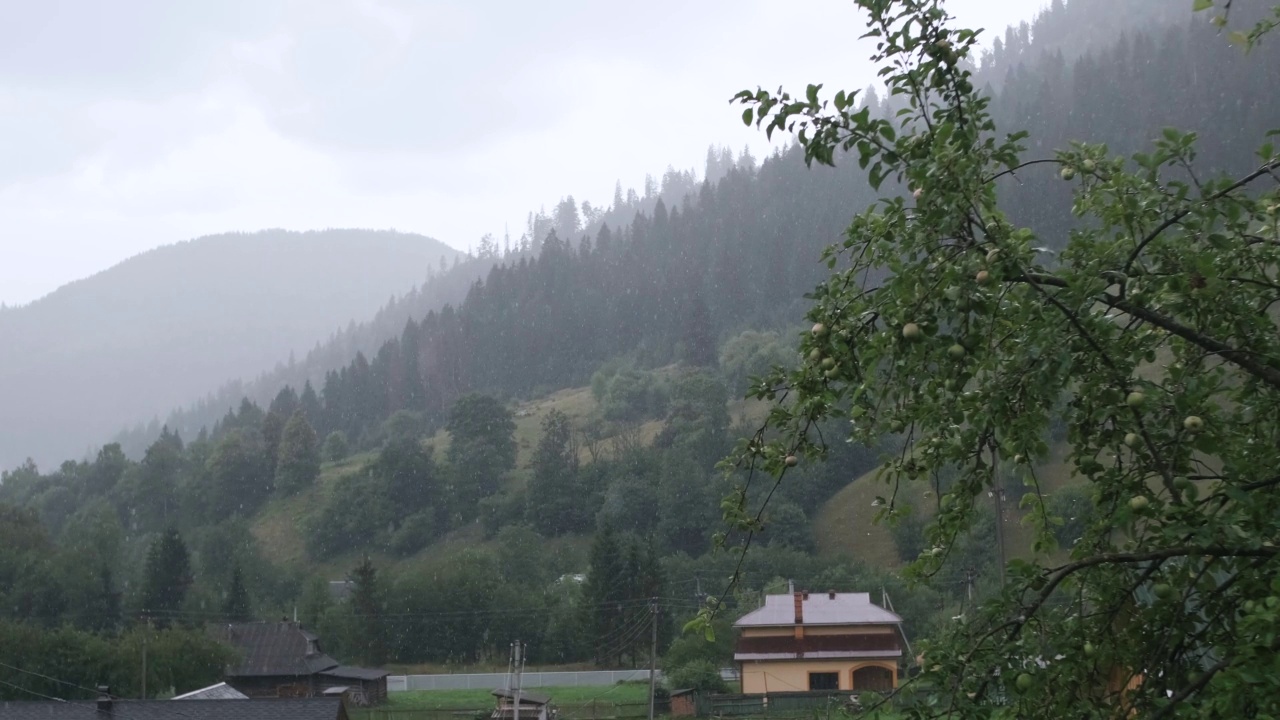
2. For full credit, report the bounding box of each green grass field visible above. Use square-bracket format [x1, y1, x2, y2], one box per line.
[377, 684, 653, 710]
[813, 442, 1083, 568]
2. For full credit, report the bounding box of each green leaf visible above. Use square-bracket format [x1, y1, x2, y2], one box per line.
[1192, 0, 1213, 11]
[742, 107, 753, 126]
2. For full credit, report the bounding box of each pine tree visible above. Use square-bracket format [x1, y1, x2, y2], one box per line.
[348, 556, 386, 665]
[140, 528, 191, 624]
[222, 564, 252, 622]
[582, 525, 626, 665]
[526, 410, 583, 536]
[261, 410, 286, 477]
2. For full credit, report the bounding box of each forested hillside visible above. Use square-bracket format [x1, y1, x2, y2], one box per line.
[115, 166, 712, 458]
[2, 0, 1278, 692]
[0, 229, 460, 468]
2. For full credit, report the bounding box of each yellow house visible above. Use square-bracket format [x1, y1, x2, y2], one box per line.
[734, 591, 906, 694]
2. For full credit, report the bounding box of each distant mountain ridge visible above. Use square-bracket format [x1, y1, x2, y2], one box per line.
[0, 228, 460, 468]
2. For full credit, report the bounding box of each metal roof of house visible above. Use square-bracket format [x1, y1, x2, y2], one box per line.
[0, 698, 346, 719]
[734, 592, 903, 627]
[172, 682, 249, 700]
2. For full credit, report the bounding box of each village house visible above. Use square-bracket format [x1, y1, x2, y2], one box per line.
[210, 621, 389, 704]
[734, 591, 907, 694]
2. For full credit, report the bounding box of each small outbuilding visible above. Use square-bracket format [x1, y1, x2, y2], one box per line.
[491, 688, 556, 720]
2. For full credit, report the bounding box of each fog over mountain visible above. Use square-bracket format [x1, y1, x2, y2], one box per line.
[0, 229, 458, 468]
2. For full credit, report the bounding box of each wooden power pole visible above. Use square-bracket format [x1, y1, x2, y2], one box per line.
[648, 599, 658, 720]
[513, 640, 523, 720]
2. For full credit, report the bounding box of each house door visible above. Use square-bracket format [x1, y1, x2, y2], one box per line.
[851, 666, 894, 692]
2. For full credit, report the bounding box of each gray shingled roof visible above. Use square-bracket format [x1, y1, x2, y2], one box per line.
[321, 666, 389, 681]
[733, 592, 903, 627]
[0, 697, 345, 720]
[208, 622, 339, 677]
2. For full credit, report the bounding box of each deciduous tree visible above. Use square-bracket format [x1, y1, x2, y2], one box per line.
[702, 1, 1280, 716]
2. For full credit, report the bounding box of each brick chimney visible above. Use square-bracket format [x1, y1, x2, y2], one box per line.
[96, 686, 112, 713]
[793, 592, 805, 639]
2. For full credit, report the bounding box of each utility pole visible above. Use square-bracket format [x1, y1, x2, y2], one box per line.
[141, 613, 149, 699]
[648, 598, 658, 720]
[513, 640, 523, 720]
[992, 450, 1007, 587]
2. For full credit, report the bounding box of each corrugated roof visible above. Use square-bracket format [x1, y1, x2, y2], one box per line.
[0, 698, 345, 719]
[172, 682, 249, 700]
[733, 593, 902, 627]
[735, 650, 903, 660]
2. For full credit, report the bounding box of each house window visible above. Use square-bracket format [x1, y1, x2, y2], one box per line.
[852, 666, 895, 692]
[808, 672, 839, 691]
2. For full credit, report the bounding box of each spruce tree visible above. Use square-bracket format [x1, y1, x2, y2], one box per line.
[348, 556, 386, 666]
[140, 528, 191, 624]
[222, 565, 252, 622]
[582, 525, 626, 665]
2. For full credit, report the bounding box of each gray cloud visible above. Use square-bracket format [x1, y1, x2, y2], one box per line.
[0, 0, 1043, 306]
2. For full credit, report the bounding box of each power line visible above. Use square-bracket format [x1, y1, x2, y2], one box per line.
[0, 659, 204, 720]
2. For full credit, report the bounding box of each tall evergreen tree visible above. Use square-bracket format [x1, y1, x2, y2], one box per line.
[222, 564, 252, 622]
[526, 410, 584, 536]
[140, 528, 191, 623]
[582, 525, 627, 665]
[444, 395, 516, 521]
[348, 556, 386, 666]
[260, 410, 286, 479]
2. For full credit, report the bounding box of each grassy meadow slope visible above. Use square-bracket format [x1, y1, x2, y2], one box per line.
[248, 362, 1082, 583]
[249, 371, 772, 576]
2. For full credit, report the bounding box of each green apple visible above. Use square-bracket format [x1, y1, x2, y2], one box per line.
[1183, 415, 1204, 433]
[1129, 495, 1150, 511]
[948, 343, 966, 359]
[1124, 432, 1140, 448]
[902, 322, 923, 340]
[784, 455, 798, 468]
[1060, 166, 1076, 181]
[1015, 673, 1033, 692]
[1126, 391, 1145, 408]
[975, 270, 992, 285]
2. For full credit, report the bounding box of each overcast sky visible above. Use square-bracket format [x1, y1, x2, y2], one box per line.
[0, 0, 1043, 306]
